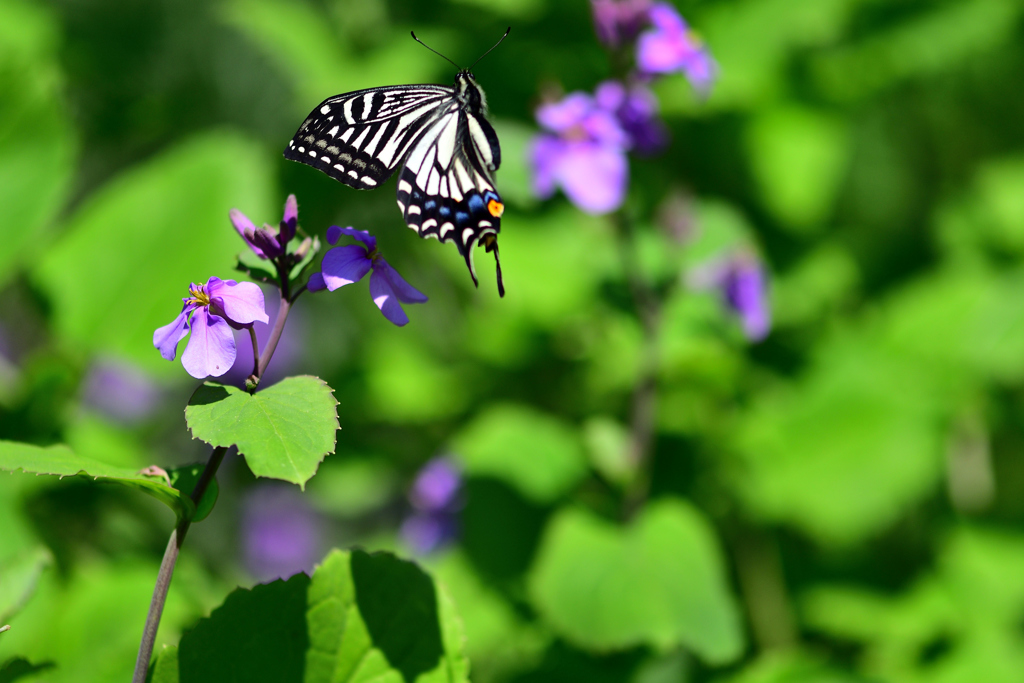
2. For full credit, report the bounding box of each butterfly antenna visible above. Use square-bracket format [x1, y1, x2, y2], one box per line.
[410, 31, 461, 70]
[470, 27, 511, 71]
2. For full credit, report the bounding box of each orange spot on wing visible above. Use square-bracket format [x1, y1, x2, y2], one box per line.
[487, 199, 505, 217]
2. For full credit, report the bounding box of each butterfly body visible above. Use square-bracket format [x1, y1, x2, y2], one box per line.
[285, 70, 505, 295]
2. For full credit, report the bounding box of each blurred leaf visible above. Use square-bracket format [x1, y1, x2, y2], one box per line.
[0, 559, 200, 683]
[745, 105, 850, 234]
[803, 526, 1024, 683]
[31, 132, 274, 377]
[528, 499, 744, 662]
[450, 0, 545, 20]
[684, 199, 756, 266]
[305, 457, 395, 518]
[64, 414, 148, 469]
[0, 547, 51, 623]
[0, 657, 55, 683]
[813, 0, 1021, 101]
[185, 377, 339, 488]
[452, 404, 587, 504]
[0, 0, 76, 290]
[772, 244, 859, 328]
[0, 440, 197, 521]
[582, 416, 634, 487]
[222, 0, 451, 111]
[430, 550, 549, 680]
[151, 549, 470, 683]
[734, 343, 948, 544]
[719, 652, 867, 683]
[364, 333, 468, 423]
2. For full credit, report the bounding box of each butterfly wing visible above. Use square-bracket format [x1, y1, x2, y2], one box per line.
[284, 85, 452, 189]
[396, 106, 505, 292]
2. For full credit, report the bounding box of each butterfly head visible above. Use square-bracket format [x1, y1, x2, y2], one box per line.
[455, 71, 486, 112]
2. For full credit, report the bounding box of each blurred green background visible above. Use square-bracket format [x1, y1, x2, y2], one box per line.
[4, 0, 1024, 681]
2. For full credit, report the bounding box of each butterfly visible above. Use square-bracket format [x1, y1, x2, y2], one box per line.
[284, 29, 510, 296]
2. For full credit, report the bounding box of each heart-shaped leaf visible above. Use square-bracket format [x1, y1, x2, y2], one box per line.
[528, 498, 744, 663]
[150, 549, 469, 683]
[185, 376, 339, 488]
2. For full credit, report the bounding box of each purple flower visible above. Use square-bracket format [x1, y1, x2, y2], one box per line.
[591, 0, 653, 48]
[230, 194, 299, 260]
[308, 226, 428, 327]
[596, 80, 669, 155]
[636, 3, 717, 93]
[221, 289, 304, 389]
[529, 91, 630, 214]
[153, 277, 269, 379]
[242, 484, 323, 581]
[81, 359, 161, 424]
[690, 253, 771, 342]
[401, 456, 463, 555]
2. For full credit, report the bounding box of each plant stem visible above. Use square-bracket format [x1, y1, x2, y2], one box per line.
[248, 326, 260, 380]
[132, 446, 227, 683]
[257, 294, 291, 380]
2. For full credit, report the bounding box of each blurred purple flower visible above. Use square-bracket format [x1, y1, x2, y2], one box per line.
[596, 80, 669, 155]
[591, 0, 653, 47]
[401, 456, 463, 555]
[81, 359, 161, 424]
[690, 254, 771, 342]
[153, 278, 269, 379]
[529, 91, 630, 214]
[230, 194, 299, 260]
[308, 226, 428, 327]
[636, 3, 717, 93]
[242, 484, 323, 581]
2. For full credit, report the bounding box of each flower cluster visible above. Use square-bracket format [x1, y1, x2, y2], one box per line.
[308, 226, 427, 327]
[231, 194, 306, 262]
[400, 457, 463, 555]
[529, 1, 717, 215]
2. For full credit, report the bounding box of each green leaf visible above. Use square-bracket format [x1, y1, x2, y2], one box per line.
[528, 499, 744, 663]
[0, 440, 197, 521]
[167, 463, 219, 523]
[452, 404, 588, 504]
[31, 132, 273, 376]
[0, 547, 51, 623]
[0, 657, 55, 683]
[0, 0, 76, 291]
[185, 376, 339, 488]
[150, 549, 470, 683]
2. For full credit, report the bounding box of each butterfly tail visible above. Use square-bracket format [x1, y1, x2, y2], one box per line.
[484, 235, 504, 297]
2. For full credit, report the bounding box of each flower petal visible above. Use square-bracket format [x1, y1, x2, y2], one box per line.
[369, 266, 410, 326]
[153, 305, 192, 361]
[181, 308, 237, 378]
[280, 194, 298, 244]
[326, 225, 377, 251]
[528, 135, 565, 199]
[307, 272, 327, 292]
[321, 245, 372, 290]
[374, 260, 428, 303]
[536, 92, 594, 133]
[554, 142, 628, 214]
[206, 278, 270, 325]
[230, 208, 267, 258]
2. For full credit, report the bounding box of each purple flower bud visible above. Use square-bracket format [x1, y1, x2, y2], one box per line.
[689, 253, 771, 342]
[315, 226, 428, 327]
[242, 484, 323, 581]
[231, 194, 301, 260]
[81, 359, 161, 424]
[636, 3, 718, 94]
[409, 457, 462, 512]
[153, 278, 269, 379]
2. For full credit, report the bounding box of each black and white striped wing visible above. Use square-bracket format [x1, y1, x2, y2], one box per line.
[396, 107, 505, 288]
[284, 85, 452, 189]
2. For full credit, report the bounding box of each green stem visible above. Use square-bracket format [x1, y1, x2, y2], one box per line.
[131, 446, 227, 683]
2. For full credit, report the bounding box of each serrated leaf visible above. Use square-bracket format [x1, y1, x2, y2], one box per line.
[185, 376, 339, 488]
[0, 440, 197, 521]
[528, 499, 744, 663]
[0, 546, 51, 623]
[150, 549, 469, 683]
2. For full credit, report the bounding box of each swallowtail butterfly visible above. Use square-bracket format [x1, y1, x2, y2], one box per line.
[284, 29, 510, 296]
